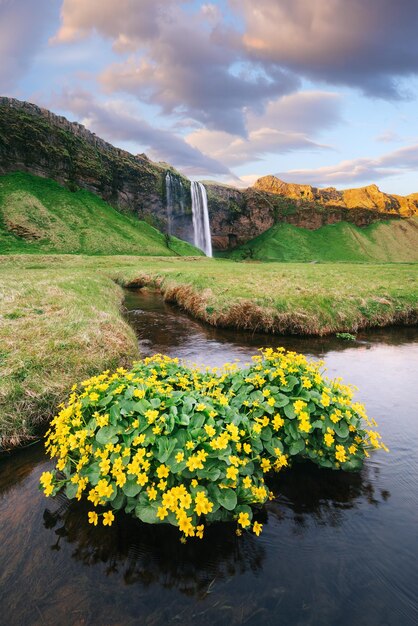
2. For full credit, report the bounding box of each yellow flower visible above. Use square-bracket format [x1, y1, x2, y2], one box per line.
[147, 486, 157, 501]
[196, 403, 206, 412]
[88, 511, 98, 526]
[136, 472, 148, 486]
[133, 389, 145, 399]
[191, 479, 198, 488]
[175, 451, 184, 463]
[194, 491, 214, 515]
[145, 409, 159, 424]
[324, 433, 334, 447]
[156, 464, 170, 479]
[204, 425, 216, 438]
[196, 524, 204, 539]
[96, 413, 109, 427]
[335, 445, 347, 463]
[157, 506, 168, 520]
[186, 441, 194, 450]
[238, 512, 251, 528]
[103, 511, 115, 526]
[115, 472, 126, 488]
[243, 476, 252, 489]
[253, 522, 263, 536]
[260, 459, 271, 473]
[226, 466, 238, 480]
[89, 392, 99, 402]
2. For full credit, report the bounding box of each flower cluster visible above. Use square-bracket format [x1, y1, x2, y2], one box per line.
[40, 349, 386, 541]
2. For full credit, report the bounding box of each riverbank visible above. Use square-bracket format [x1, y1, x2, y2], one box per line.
[1, 254, 417, 448]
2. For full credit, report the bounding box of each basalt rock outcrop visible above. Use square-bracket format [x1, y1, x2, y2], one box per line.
[205, 180, 401, 250]
[0, 97, 191, 236]
[254, 176, 418, 217]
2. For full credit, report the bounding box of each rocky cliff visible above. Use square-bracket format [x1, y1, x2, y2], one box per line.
[0, 97, 192, 238]
[253, 175, 418, 217]
[205, 180, 400, 249]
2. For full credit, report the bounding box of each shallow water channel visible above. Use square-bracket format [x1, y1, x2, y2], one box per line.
[1, 288, 417, 625]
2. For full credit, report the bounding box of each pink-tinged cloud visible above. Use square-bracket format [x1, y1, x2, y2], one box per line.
[234, 0, 418, 98]
[52, 0, 299, 135]
[186, 91, 341, 166]
[276, 144, 418, 187]
[0, 0, 56, 91]
[53, 90, 232, 177]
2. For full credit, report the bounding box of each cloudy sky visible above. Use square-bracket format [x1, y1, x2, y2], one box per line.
[2, 0, 418, 192]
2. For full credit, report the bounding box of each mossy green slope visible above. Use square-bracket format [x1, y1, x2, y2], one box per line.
[228, 219, 418, 262]
[0, 171, 200, 256]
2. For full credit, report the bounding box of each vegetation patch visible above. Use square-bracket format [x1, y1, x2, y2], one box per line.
[0, 172, 200, 256]
[40, 350, 385, 540]
[227, 219, 418, 263]
[1, 255, 416, 449]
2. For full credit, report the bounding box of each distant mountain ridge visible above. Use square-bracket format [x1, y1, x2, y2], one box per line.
[253, 176, 418, 217]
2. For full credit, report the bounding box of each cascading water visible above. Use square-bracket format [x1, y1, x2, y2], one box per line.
[165, 171, 174, 235]
[191, 181, 212, 257]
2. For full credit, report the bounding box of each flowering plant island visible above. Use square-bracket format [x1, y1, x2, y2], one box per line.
[40, 349, 386, 541]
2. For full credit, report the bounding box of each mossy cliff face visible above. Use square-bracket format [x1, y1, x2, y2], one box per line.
[205, 180, 400, 250]
[0, 97, 192, 234]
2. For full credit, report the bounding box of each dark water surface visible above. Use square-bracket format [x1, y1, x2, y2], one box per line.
[1, 288, 417, 626]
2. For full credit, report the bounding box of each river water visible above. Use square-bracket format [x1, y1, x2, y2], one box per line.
[0, 288, 417, 625]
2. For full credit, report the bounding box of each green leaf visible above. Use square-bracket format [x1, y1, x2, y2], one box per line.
[65, 482, 78, 499]
[274, 393, 290, 407]
[178, 412, 190, 426]
[132, 399, 150, 414]
[122, 479, 142, 498]
[260, 426, 273, 441]
[197, 466, 221, 481]
[342, 458, 363, 471]
[135, 502, 158, 524]
[334, 421, 349, 438]
[289, 439, 305, 455]
[112, 490, 126, 510]
[82, 461, 101, 485]
[191, 414, 205, 429]
[284, 404, 296, 419]
[96, 425, 119, 445]
[156, 437, 177, 463]
[218, 488, 237, 511]
[281, 375, 298, 391]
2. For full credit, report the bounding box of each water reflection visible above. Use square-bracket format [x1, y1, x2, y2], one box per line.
[39, 458, 390, 600]
[43, 496, 264, 596]
[124, 287, 418, 367]
[268, 462, 390, 529]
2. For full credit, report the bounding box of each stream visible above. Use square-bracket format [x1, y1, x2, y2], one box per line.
[0, 287, 417, 625]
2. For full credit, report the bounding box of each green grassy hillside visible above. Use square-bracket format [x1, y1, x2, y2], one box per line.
[227, 219, 418, 262]
[0, 171, 199, 256]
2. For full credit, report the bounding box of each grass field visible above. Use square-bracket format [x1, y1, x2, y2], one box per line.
[228, 218, 418, 263]
[227, 219, 418, 262]
[0, 171, 199, 256]
[1, 254, 417, 449]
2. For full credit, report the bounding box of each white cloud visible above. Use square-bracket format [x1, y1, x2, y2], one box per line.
[277, 143, 418, 187]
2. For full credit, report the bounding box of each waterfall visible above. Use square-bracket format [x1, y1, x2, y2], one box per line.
[191, 181, 212, 257]
[165, 171, 174, 234]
